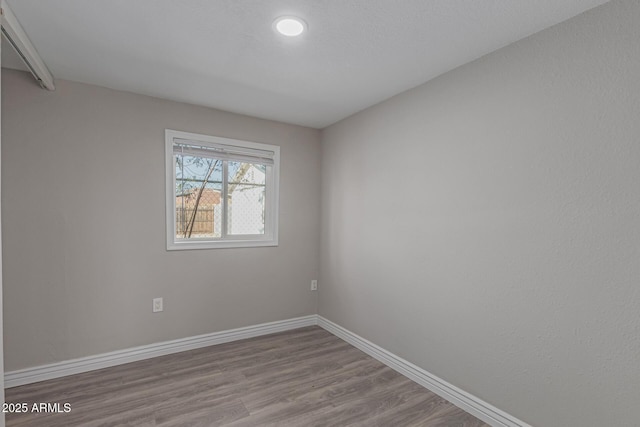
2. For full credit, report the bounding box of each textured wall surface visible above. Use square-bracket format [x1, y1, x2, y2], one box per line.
[2, 70, 321, 371]
[0, 37, 6, 427]
[319, 1, 639, 426]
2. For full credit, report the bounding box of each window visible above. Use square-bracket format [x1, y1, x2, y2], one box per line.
[165, 129, 279, 250]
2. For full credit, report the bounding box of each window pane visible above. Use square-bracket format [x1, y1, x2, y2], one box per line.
[175, 154, 223, 239]
[227, 161, 266, 235]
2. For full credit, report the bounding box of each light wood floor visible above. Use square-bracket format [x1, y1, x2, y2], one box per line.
[5, 326, 489, 426]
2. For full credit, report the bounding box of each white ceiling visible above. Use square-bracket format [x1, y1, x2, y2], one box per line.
[5, 0, 609, 128]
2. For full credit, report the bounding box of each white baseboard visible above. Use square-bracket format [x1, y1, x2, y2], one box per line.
[317, 316, 531, 427]
[5, 313, 529, 427]
[4, 315, 317, 388]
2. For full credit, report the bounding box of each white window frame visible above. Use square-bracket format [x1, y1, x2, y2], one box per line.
[165, 129, 279, 250]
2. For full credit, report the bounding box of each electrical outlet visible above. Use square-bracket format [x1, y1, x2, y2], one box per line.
[311, 280, 318, 291]
[153, 297, 163, 313]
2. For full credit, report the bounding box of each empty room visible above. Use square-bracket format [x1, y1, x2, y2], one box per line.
[0, 0, 638, 426]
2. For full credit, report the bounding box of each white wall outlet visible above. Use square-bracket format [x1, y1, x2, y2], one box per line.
[311, 280, 318, 291]
[153, 297, 163, 313]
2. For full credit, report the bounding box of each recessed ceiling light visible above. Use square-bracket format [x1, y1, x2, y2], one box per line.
[273, 16, 306, 37]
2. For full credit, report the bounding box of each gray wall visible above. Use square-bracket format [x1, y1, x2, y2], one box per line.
[319, 1, 640, 426]
[1, 70, 321, 371]
[0, 38, 6, 427]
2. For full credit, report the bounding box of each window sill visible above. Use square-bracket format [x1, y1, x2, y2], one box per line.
[167, 238, 278, 251]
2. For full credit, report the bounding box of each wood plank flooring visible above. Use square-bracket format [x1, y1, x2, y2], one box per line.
[5, 326, 489, 426]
